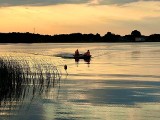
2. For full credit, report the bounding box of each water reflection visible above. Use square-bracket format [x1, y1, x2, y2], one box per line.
[0, 55, 61, 118]
[75, 58, 91, 67]
[131, 50, 141, 60]
[0, 43, 160, 120]
[62, 79, 160, 106]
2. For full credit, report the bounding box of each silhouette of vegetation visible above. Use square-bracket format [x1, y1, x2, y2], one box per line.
[0, 56, 61, 115]
[0, 30, 159, 43]
[131, 30, 141, 37]
[101, 32, 122, 42]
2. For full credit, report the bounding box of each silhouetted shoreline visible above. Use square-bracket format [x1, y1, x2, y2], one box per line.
[0, 30, 160, 43]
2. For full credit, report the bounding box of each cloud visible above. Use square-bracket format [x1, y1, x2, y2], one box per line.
[100, 0, 138, 5]
[0, 0, 89, 7]
[0, 0, 159, 6]
[100, 0, 160, 5]
[88, 0, 102, 5]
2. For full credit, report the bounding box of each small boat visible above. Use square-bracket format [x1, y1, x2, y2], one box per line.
[73, 54, 91, 59]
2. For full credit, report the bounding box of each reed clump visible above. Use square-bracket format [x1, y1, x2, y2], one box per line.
[0, 55, 61, 115]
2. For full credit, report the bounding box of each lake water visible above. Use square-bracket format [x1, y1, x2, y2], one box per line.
[0, 43, 160, 120]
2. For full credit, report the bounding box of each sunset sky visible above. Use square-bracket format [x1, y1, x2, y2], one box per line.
[0, 0, 160, 35]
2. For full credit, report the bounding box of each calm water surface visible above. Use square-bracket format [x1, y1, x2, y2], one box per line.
[0, 43, 160, 120]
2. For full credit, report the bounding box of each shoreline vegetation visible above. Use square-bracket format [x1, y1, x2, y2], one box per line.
[0, 54, 61, 112]
[0, 30, 160, 43]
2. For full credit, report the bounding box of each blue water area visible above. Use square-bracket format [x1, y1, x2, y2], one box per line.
[60, 80, 160, 106]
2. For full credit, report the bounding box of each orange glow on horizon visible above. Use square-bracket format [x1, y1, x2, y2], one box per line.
[0, 1, 160, 35]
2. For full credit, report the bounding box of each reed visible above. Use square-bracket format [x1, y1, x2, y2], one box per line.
[0, 54, 61, 115]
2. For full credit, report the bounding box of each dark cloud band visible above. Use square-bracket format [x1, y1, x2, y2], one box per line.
[0, 0, 159, 6]
[0, 0, 89, 6]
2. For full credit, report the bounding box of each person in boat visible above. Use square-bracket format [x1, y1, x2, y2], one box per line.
[75, 49, 79, 56]
[84, 50, 90, 56]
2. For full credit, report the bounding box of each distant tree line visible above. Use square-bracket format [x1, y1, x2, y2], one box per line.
[0, 30, 160, 43]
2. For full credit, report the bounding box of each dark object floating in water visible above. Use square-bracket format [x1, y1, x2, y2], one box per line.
[64, 64, 67, 70]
